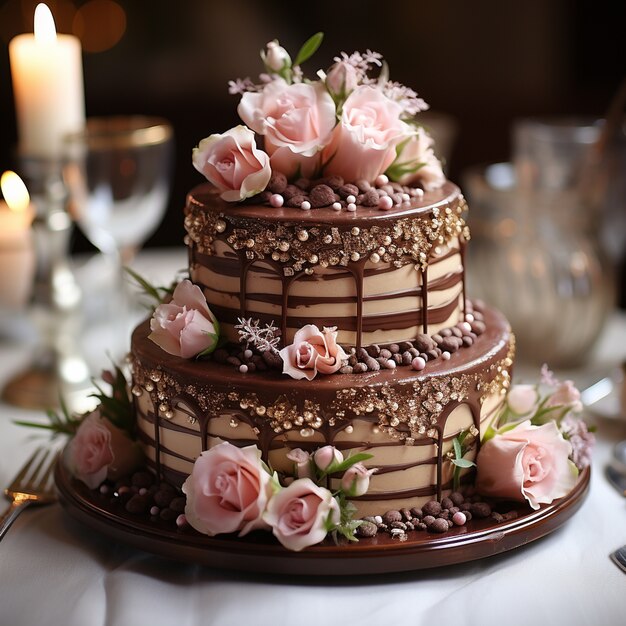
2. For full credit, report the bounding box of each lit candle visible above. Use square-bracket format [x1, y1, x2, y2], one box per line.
[8, 3, 85, 159]
[0, 171, 36, 309]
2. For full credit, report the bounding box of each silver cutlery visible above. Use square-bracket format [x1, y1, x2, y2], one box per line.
[0, 447, 58, 541]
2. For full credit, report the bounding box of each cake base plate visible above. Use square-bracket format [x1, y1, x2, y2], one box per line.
[54, 461, 590, 576]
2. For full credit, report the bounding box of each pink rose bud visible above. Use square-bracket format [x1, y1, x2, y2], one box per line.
[263, 40, 291, 72]
[547, 380, 583, 413]
[286, 448, 314, 479]
[340, 463, 377, 497]
[507, 384, 539, 415]
[313, 445, 343, 471]
[325, 60, 359, 97]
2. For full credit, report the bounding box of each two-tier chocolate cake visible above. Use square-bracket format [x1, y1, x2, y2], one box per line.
[127, 37, 514, 526]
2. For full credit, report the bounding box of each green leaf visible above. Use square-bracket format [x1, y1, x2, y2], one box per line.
[451, 458, 476, 469]
[124, 266, 172, 306]
[326, 452, 374, 475]
[453, 437, 462, 460]
[293, 32, 324, 67]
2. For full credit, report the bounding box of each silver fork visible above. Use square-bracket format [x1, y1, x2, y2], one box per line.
[0, 447, 58, 541]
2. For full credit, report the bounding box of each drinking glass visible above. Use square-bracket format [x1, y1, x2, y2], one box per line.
[63, 116, 173, 313]
[63, 117, 173, 357]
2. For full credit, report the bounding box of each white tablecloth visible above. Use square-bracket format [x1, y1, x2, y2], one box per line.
[1, 250, 625, 626]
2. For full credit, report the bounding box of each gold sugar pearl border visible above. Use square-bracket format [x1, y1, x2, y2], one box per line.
[184, 196, 470, 274]
[130, 335, 514, 446]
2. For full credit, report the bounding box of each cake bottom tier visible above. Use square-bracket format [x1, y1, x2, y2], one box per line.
[130, 305, 514, 517]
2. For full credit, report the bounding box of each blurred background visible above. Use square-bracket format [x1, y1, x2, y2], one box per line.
[1, 0, 624, 244]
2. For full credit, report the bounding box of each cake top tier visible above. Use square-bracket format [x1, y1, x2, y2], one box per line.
[191, 33, 446, 208]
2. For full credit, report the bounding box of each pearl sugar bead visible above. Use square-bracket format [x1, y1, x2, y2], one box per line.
[269, 194, 284, 208]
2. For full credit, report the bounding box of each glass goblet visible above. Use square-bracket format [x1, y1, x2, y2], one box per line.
[63, 116, 174, 352]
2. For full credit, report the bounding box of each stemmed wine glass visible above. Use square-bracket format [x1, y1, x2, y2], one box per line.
[63, 116, 174, 352]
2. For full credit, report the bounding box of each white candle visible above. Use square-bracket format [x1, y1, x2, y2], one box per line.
[9, 3, 85, 159]
[0, 172, 36, 309]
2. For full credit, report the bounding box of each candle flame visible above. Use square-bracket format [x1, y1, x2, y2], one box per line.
[1, 172, 31, 213]
[34, 3, 57, 43]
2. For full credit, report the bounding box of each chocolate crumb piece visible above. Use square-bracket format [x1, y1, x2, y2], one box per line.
[391, 521, 407, 531]
[365, 357, 381, 371]
[440, 337, 460, 353]
[388, 343, 400, 354]
[282, 184, 301, 200]
[355, 179, 371, 192]
[382, 510, 403, 524]
[449, 491, 464, 506]
[159, 507, 178, 521]
[491, 512, 505, 523]
[153, 489, 176, 508]
[212, 348, 229, 364]
[226, 356, 241, 367]
[430, 518, 449, 533]
[294, 178, 310, 190]
[169, 496, 186, 513]
[470, 502, 492, 518]
[338, 183, 359, 199]
[422, 500, 442, 516]
[401, 351, 413, 365]
[405, 521, 415, 531]
[356, 347, 369, 361]
[361, 189, 380, 206]
[339, 365, 354, 374]
[398, 341, 413, 352]
[410, 507, 423, 519]
[422, 515, 436, 528]
[309, 184, 335, 207]
[324, 175, 344, 191]
[400, 508, 413, 521]
[414, 334, 436, 352]
[440, 496, 454, 510]
[285, 194, 307, 208]
[379, 348, 392, 360]
[365, 344, 381, 357]
[416, 522, 427, 531]
[268, 172, 288, 194]
[125, 494, 151, 514]
[501, 510, 518, 521]
[462, 510, 473, 521]
[131, 471, 154, 488]
[353, 362, 367, 373]
[356, 521, 378, 538]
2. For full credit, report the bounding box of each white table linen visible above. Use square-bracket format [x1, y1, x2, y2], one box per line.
[1, 249, 625, 626]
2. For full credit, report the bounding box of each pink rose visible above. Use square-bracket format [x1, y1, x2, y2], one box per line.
[386, 126, 446, 191]
[192, 125, 271, 201]
[507, 384, 540, 415]
[182, 442, 272, 537]
[547, 380, 583, 414]
[341, 463, 377, 497]
[263, 478, 340, 551]
[279, 325, 348, 380]
[149, 279, 219, 359]
[238, 79, 336, 178]
[66, 412, 141, 489]
[313, 445, 343, 471]
[476, 420, 577, 510]
[322, 85, 411, 182]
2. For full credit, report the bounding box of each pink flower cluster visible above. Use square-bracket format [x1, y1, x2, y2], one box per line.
[474, 365, 593, 509]
[193, 37, 445, 202]
[182, 442, 376, 551]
